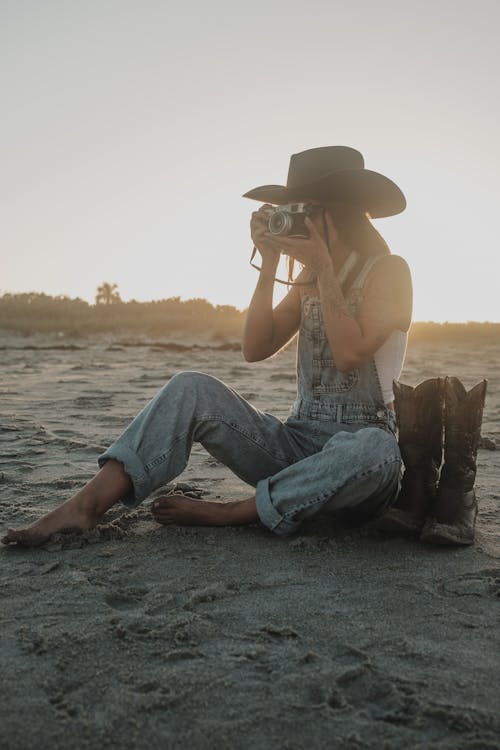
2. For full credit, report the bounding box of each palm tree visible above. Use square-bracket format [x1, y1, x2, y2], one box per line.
[95, 282, 122, 305]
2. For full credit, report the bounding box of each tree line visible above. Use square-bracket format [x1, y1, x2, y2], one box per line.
[0, 284, 245, 337]
[0, 285, 499, 342]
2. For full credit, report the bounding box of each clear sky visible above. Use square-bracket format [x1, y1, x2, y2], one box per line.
[1, 0, 499, 321]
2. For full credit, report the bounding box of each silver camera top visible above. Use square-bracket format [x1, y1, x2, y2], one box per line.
[264, 202, 311, 216]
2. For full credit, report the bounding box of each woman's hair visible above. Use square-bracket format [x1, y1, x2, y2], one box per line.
[327, 202, 390, 258]
[285, 201, 390, 284]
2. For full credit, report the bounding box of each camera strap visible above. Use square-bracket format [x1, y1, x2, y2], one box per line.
[249, 246, 314, 287]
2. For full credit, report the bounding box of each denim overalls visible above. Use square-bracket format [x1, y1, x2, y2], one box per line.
[98, 253, 402, 536]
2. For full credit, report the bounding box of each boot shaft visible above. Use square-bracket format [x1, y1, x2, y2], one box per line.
[394, 378, 443, 473]
[440, 377, 487, 491]
[388, 378, 444, 524]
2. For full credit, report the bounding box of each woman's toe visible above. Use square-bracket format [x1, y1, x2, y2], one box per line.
[1, 528, 45, 547]
[151, 497, 178, 524]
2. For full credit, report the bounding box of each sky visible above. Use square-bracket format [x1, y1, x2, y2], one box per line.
[1, 0, 499, 322]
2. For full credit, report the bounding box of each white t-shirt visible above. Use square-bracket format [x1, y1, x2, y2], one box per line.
[373, 329, 408, 404]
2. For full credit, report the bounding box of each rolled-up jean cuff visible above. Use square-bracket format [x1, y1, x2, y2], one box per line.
[97, 445, 151, 509]
[255, 477, 300, 537]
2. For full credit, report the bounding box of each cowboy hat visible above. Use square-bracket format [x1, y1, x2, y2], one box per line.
[243, 146, 406, 218]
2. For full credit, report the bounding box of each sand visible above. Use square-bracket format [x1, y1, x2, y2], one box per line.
[1, 330, 499, 749]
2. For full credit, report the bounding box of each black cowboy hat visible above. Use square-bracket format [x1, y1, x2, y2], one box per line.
[243, 146, 406, 218]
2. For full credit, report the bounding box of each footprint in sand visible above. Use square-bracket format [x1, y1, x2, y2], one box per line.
[439, 569, 500, 598]
[105, 586, 149, 611]
[328, 660, 419, 726]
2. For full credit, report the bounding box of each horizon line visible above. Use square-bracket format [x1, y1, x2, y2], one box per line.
[1, 289, 499, 325]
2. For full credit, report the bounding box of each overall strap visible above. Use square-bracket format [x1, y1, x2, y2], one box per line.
[347, 254, 385, 292]
[337, 250, 359, 285]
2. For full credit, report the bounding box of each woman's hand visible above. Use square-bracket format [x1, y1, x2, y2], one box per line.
[263, 211, 339, 275]
[250, 204, 280, 270]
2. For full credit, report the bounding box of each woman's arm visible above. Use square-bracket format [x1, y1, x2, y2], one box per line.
[242, 267, 302, 362]
[242, 204, 304, 362]
[317, 253, 412, 372]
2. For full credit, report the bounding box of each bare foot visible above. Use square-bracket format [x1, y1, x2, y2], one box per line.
[2, 460, 132, 548]
[151, 494, 258, 527]
[1, 499, 99, 547]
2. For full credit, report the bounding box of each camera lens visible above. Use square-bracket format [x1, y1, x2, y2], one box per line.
[268, 210, 292, 235]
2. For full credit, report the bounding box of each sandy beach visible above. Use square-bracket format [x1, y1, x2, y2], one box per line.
[1, 330, 499, 749]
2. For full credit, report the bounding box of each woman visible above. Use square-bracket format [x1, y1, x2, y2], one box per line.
[2, 146, 412, 547]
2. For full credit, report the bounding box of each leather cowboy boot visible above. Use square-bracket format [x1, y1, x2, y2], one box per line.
[375, 378, 443, 535]
[421, 377, 487, 546]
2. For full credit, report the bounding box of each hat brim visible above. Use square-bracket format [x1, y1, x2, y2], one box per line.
[243, 168, 406, 218]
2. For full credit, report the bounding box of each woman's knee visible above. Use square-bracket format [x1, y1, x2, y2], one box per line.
[356, 428, 402, 491]
[156, 371, 227, 415]
[162, 370, 215, 395]
[322, 427, 400, 479]
[357, 427, 400, 460]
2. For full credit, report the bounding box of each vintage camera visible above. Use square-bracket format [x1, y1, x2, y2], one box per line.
[266, 203, 314, 238]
